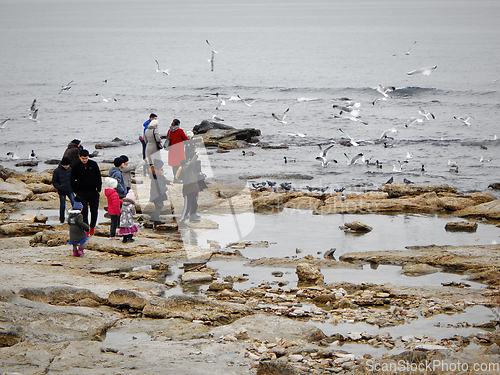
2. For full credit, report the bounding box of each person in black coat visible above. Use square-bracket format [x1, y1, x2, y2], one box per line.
[70, 149, 102, 235]
[52, 156, 75, 223]
[62, 139, 83, 167]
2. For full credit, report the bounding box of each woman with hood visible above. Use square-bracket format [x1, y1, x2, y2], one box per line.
[144, 118, 162, 164]
[166, 118, 188, 182]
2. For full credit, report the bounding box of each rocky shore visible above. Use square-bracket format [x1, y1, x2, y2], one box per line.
[1, 164, 500, 374]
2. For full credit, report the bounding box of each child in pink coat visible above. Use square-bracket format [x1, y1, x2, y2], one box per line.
[104, 177, 122, 239]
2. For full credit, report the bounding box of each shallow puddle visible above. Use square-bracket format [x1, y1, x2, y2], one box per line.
[192, 209, 500, 260]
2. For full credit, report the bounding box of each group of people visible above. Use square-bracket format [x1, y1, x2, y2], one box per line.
[53, 113, 207, 257]
[140, 113, 207, 228]
[53, 139, 138, 256]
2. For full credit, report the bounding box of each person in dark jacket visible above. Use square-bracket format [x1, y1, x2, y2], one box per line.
[176, 154, 199, 228]
[70, 149, 102, 236]
[63, 139, 83, 167]
[149, 159, 170, 226]
[67, 201, 89, 257]
[52, 156, 75, 223]
[109, 157, 127, 198]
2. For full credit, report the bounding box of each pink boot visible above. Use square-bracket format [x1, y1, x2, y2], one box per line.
[78, 247, 84, 256]
[72, 248, 80, 257]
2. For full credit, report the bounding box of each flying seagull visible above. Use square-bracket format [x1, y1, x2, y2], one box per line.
[315, 143, 336, 166]
[29, 99, 37, 113]
[379, 128, 398, 140]
[405, 117, 423, 128]
[206, 40, 217, 72]
[454, 116, 473, 126]
[28, 108, 39, 122]
[393, 41, 417, 56]
[272, 108, 289, 124]
[213, 92, 225, 110]
[96, 94, 117, 102]
[418, 107, 435, 120]
[236, 95, 255, 107]
[407, 66, 437, 76]
[155, 60, 170, 75]
[59, 80, 73, 94]
[372, 85, 395, 106]
[344, 152, 364, 165]
[0, 118, 11, 129]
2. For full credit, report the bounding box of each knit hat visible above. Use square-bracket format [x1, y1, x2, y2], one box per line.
[125, 190, 136, 202]
[120, 155, 129, 162]
[153, 159, 164, 170]
[104, 177, 118, 189]
[73, 201, 83, 210]
[186, 131, 194, 139]
[150, 119, 158, 127]
[61, 156, 71, 166]
[113, 157, 124, 167]
[71, 139, 81, 145]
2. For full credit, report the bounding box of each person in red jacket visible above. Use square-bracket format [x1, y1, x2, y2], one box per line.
[104, 177, 122, 239]
[166, 118, 188, 183]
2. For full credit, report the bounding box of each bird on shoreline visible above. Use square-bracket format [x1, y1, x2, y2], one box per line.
[29, 150, 37, 161]
[272, 108, 289, 124]
[6, 146, 19, 160]
[284, 156, 296, 163]
[407, 66, 437, 76]
[59, 80, 73, 94]
[212, 114, 224, 122]
[155, 60, 170, 75]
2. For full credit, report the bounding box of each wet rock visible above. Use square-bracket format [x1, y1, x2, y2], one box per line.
[181, 271, 215, 283]
[445, 221, 478, 232]
[0, 165, 21, 180]
[296, 263, 324, 285]
[213, 313, 327, 343]
[142, 295, 253, 324]
[284, 196, 323, 210]
[193, 120, 261, 147]
[208, 282, 234, 291]
[18, 286, 105, 306]
[26, 183, 57, 194]
[15, 160, 38, 167]
[0, 178, 33, 202]
[29, 230, 68, 247]
[257, 360, 301, 375]
[456, 199, 500, 220]
[0, 222, 52, 236]
[107, 289, 148, 310]
[0, 299, 121, 344]
[340, 221, 372, 233]
[401, 263, 441, 276]
[94, 137, 131, 149]
[380, 183, 457, 198]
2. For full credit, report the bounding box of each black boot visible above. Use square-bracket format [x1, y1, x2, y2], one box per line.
[122, 235, 128, 243]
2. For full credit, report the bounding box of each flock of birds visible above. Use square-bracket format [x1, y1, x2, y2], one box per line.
[0, 39, 492, 187]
